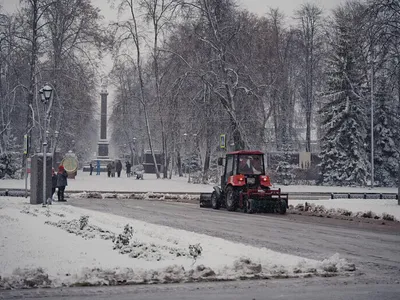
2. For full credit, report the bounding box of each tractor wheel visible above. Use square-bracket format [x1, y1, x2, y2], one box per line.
[225, 186, 239, 211]
[276, 199, 287, 215]
[211, 191, 220, 210]
[246, 198, 256, 214]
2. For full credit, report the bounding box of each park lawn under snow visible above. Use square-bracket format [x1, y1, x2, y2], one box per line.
[0, 197, 355, 289]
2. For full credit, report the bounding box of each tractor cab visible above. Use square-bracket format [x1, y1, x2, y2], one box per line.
[219, 151, 272, 191]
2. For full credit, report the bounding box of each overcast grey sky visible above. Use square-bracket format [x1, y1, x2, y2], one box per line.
[1, 0, 344, 18]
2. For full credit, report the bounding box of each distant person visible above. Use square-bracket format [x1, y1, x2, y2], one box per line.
[111, 161, 116, 177]
[89, 163, 93, 175]
[57, 165, 68, 202]
[126, 161, 132, 177]
[96, 160, 101, 175]
[51, 168, 57, 201]
[116, 160, 122, 178]
[107, 162, 112, 177]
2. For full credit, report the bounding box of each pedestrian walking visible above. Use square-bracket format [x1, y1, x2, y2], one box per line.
[89, 163, 93, 175]
[111, 161, 116, 178]
[116, 160, 122, 178]
[107, 162, 111, 177]
[96, 160, 101, 175]
[51, 168, 57, 201]
[57, 165, 68, 202]
[126, 161, 132, 177]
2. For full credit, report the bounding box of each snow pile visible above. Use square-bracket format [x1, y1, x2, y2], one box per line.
[68, 191, 199, 202]
[0, 197, 356, 289]
[289, 201, 398, 221]
[0, 268, 51, 289]
[45, 217, 115, 240]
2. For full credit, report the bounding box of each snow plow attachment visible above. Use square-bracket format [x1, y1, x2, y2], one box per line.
[199, 188, 289, 214]
[199, 193, 213, 208]
[243, 189, 289, 214]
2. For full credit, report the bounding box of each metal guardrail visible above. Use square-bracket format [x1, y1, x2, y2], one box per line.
[0, 187, 398, 199]
[331, 193, 398, 200]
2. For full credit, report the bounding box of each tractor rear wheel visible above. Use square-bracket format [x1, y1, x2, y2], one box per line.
[276, 199, 287, 214]
[225, 186, 238, 211]
[211, 191, 220, 209]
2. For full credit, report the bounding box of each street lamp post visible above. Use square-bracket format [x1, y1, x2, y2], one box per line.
[39, 84, 53, 207]
[370, 50, 375, 189]
[51, 130, 59, 168]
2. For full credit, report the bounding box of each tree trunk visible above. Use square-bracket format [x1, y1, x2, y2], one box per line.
[231, 118, 244, 150]
[177, 151, 183, 177]
[306, 110, 312, 152]
[128, 0, 160, 178]
[202, 146, 211, 183]
[22, 0, 40, 178]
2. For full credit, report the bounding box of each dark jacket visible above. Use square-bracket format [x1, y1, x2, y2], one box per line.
[52, 173, 58, 188]
[116, 161, 122, 172]
[126, 162, 131, 173]
[57, 170, 68, 187]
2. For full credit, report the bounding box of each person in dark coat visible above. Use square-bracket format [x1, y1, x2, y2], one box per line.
[57, 165, 68, 202]
[96, 160, 101, 175]
[89, 163, 93, 175]
[107, 162, 112, 177]
[111, 161, 116, 177]
[126, 161, 132, 177]
[51, 168, 57, 200]
[116, 160, 122, 177]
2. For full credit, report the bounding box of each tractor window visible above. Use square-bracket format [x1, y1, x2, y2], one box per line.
[225, 155, 234, 179]
[238, 155, 264, 175]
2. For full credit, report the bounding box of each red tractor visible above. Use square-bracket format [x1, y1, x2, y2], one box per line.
[200, 150, 288, 214]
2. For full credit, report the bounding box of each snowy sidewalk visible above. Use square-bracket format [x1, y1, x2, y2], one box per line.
[0, 171, 397, 194]
[0, 197, 355, 289]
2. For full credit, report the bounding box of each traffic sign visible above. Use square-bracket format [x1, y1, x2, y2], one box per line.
[220, 134, 226, 149]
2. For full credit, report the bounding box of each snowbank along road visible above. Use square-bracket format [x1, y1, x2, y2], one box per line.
[69, 197, 400, 284]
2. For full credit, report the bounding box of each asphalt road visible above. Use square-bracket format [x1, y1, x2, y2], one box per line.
[1, 278, 399, 300]
[3, 197, 399, 299]
[68, 197, 400, 281]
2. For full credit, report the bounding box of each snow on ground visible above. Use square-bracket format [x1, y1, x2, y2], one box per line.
[289, 199, 400, 221]
[0, 197, 355, 289]
[0, 171, 397, 194]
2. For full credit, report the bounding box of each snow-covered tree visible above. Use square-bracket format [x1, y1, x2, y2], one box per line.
[319, 4, 369, 186]
[275, 136, 296, 185]
[373, 77, 399, 186]
[0, 135, 21, 179]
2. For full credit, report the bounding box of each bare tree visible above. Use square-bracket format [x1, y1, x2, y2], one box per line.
[139, 0, 180, 178]
[112, 0, 161, 178]
[42, 0, 105, 161]
[295, 3, 323, 152]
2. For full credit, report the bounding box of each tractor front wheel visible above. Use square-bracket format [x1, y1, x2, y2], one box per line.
[225, 186, 239, 211]
[276, 199, 287, 214]
[211, 191, 220, 210]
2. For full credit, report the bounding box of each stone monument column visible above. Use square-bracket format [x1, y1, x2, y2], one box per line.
[98, 83, 109, 158]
